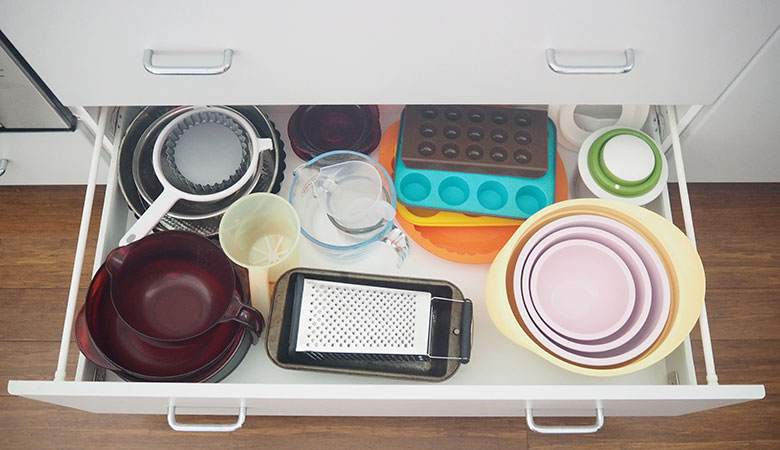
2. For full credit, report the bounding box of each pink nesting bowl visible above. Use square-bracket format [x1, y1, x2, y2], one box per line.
[511, 214, 671, 367]
[524, 227, 652, 352]
[519, 226, 652, 352]
[530, 239, 635, 340]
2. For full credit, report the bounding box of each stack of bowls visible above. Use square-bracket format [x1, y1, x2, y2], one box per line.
[75, 231, 263, 382]
[287, 105, 381, 161]
[576, 126, 668, 206]
[486, 199, 705, 376]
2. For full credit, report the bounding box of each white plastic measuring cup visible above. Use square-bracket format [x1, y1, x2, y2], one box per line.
[313, 160, 396, 232]
[219, 193, 301, 319]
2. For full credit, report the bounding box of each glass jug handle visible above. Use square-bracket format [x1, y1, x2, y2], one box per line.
[381, 223, 410, 267]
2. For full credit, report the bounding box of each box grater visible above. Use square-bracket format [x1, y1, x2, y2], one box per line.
[266, 268, 472, 381]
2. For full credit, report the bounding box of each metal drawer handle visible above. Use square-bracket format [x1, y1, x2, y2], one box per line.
[167, 405, 246, 432]
[143, 49, 233, 75]
[526, 408, 605, 434]
[0, 159, 7, 177]
[546, 48, 634, 75]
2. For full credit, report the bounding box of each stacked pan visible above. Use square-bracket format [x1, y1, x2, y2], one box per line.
[486, 199, 705, 376]
[117, 105, 286, 238]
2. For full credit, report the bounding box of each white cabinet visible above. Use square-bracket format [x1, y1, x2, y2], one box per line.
[0, 128, 109, 185]
[1, 0, 773, 433]
[680, 26, 780, 181]
[1, 1, 779, 106]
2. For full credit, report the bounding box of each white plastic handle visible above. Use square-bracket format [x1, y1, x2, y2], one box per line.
[525, 408, 604, 434]
[167, 406, 246, 432]
[118, 188, 180, 246]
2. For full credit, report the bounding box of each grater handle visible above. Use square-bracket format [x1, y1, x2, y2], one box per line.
[427, 297, 473, 362]
[459, 299, 473, 364]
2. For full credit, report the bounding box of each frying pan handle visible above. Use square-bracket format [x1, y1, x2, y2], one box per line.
[224, 292, 265, 345]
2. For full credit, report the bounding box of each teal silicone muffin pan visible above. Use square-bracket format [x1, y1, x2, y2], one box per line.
[394, 118, 556, 219]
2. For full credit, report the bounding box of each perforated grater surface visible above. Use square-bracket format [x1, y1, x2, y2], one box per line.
[295, 279, 434, 361]
[267, 268, 472, 381]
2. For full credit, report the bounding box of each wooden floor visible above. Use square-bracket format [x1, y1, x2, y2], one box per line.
[1, 184, 778, 449]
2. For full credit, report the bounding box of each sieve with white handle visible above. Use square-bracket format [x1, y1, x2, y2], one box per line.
[119, 106, 272, 246]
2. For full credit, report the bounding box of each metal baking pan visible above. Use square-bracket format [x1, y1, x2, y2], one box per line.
[266, 267, 472, 382]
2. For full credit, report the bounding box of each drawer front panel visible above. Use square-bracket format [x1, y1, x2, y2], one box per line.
[6, 381, 765, 418]
[1, 1, 779, 106]
[0, 129, 109, 185]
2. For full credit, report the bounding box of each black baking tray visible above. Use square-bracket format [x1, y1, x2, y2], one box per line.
[266, 268, 472, 382]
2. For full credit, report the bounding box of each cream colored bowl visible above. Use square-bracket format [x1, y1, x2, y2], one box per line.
[485, 199, 705, 376]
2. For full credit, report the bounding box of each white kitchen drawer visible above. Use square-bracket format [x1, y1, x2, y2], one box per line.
[1, 1, 779, 106]
[7, 105, 765, 433]
[0, 127, 109, 185]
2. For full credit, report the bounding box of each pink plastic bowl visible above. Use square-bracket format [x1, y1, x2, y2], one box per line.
[520, 225, 652, 352]
[511, 214, 671, 367]
[530, 239, 635, 340]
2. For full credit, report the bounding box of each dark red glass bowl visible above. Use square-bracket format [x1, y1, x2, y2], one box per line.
[288, 105, 381, 161]
[105, 231, 263, 343]
[76, 261, 253, 381]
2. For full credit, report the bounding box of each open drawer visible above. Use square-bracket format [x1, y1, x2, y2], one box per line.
[7, 105, 765, 434]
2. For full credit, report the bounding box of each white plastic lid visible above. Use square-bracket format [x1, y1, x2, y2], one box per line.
[601, 134, 655, 183]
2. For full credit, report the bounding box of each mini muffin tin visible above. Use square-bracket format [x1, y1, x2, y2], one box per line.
[399, 105, 549, 178]
[394, 119, 556, 219]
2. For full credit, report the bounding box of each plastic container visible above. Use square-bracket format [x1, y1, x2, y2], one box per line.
[485, 199, 704, 376]
[289, 151, 410, 265]
[576, 126, 668, 206]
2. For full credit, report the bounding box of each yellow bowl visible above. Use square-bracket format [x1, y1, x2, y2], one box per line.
[485, 199, 705, 376]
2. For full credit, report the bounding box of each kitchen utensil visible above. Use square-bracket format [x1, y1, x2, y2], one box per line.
[509, 212, 672, 367]
[118, 105, 286, 237]
[118, 106, 273, 245]
[105, 231, 264, 343]
[76, 261, 252, 381]
[219, 193, 301, 319]
[528, 239, 637, 341]
[266, 267, 472, 381]
[377, 121, 568, 263]
[399, 106, 549, 178]
[289, 150, 410, 264]
[288, 105, 381, 161]
[486, 199, 703, 376]
[313, 160, 396, 232]
[395, 116, 556, 219]
[576, 126, 667, 205]
[516, 223, 653, 353]
[113, 327, 251, 383]
[549, 105, 650, 152]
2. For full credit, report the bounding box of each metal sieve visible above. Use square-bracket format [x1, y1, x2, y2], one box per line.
[118, 106, 271, 246]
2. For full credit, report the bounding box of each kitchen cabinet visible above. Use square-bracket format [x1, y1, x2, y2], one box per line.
[0, 128, 109, 185]
[680, 24, 780, 182]
[1, 1, 779, 106]
[2, 0, 776, 434]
